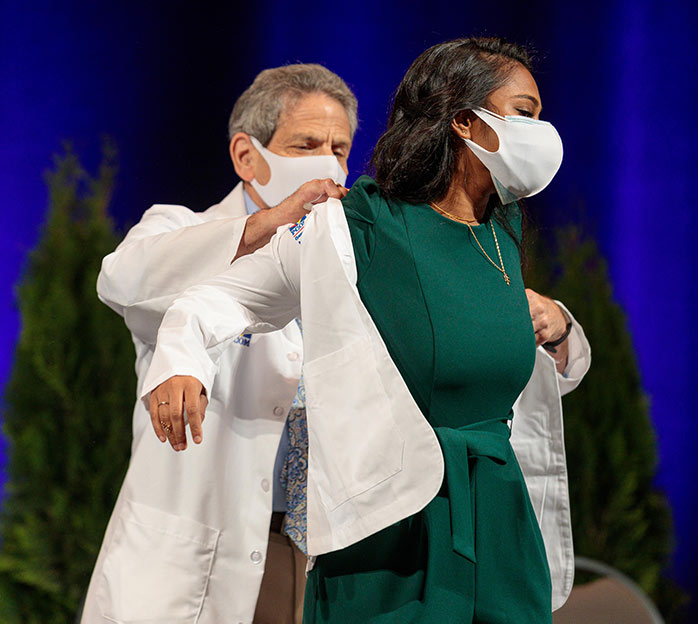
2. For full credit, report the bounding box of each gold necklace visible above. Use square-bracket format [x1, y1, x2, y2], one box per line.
[429, 201, 481, 224]
[429, 202, 511, 286]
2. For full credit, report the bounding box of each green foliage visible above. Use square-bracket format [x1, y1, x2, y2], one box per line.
[526, 227, 686, 621]
[0, 146, 134, 623]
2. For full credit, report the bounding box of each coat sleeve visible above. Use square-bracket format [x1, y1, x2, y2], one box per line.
[140, 225, 302, 402]
[96, 204, 249, 344]
[554, 301, 591, 396]
[510, 302, 589, 610]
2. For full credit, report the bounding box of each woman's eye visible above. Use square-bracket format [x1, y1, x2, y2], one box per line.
[516, 108, 534, 118]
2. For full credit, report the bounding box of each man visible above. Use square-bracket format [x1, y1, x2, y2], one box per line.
[81, 63, 356, 624]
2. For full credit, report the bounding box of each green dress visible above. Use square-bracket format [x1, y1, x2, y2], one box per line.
[303, 177, 552, 623]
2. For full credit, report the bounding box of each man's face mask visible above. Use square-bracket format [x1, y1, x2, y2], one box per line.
[249, 136, 348, 207]
[462, 107, 563, 205]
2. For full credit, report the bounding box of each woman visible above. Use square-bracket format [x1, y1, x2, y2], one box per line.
[144, 37, 590, 623]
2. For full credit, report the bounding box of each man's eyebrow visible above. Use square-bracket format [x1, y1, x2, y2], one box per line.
[286, 133, 351, 148]
[286, 133, 325, 144]
[513, 94, 541, 110]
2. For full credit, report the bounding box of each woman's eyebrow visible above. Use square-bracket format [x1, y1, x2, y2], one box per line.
[513, 94, 541, 111]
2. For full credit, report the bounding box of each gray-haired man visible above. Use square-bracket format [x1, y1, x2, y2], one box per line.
[82, 64, 356, 624]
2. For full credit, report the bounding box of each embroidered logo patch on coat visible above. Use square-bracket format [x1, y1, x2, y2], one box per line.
[289, 214, 307, 244]
[233, 332, 252, 347]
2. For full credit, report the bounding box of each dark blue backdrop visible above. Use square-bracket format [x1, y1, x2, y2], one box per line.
[2, 0, 697, 606]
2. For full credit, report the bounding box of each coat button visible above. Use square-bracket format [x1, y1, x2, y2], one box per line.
[287, 351, 300, 361]
[261, 478, 270, 492]
[273, 406, 284, 417]
[250, 550, 263, 564]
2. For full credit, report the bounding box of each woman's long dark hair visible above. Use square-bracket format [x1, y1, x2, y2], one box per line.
[371, 37, 534, 252]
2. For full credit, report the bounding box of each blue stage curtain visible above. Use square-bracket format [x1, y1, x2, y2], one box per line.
[1, 0, 696, 603]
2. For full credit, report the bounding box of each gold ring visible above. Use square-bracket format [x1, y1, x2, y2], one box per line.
[160, 421, 173, 434]
[158, 401, 169, 407]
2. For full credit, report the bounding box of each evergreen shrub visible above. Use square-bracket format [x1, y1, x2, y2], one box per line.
[526, 227, 685, 621]
[0, 147, 134, 623]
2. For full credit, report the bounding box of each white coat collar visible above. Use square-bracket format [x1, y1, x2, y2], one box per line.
[204, 182, 247, 219]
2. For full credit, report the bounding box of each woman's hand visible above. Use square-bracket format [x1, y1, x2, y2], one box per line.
[526, 289, 570, 374]
[526, 289, 568, 346]
[149, 375, 208, 451]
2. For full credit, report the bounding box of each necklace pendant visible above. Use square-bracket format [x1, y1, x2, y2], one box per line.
[503, 272, 511, 286]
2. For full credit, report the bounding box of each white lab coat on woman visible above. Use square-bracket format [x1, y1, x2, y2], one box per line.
[142, 198, 591, 613]
[81, 183, 303, 624]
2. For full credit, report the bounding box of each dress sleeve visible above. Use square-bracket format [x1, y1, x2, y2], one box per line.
[341, 175, 384, 270]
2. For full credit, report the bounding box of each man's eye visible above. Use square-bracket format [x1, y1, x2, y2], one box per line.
[333, 150, 345, 157]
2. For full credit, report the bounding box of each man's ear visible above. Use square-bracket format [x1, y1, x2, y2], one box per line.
[229, 132, 256, 182]
[451, 110, 475, 140]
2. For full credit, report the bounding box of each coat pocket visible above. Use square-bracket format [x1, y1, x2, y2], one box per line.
[303, 337, 405, 512]
[97, 500, 220, 623]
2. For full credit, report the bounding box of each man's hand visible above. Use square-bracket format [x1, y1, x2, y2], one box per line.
[526, 288, 568, 347]
[234, 178, 348, 260]
[274, 177, 349, 223]
[149, 375, 208, 451]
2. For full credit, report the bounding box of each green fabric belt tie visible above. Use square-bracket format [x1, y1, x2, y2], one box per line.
[435, 420, 512, 564]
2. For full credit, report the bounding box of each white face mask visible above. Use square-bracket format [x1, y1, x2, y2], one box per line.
[249, 136, 348, 207]
[463, 107, 563, 204]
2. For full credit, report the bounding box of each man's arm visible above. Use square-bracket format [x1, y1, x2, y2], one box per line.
[143, 224, 303, 450]
[97, 180, 345, 344]
[96, 204, 248, 344]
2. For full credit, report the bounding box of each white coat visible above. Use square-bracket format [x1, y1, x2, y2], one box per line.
[142, 198, 591, 613]
[82, 183, 304, 624]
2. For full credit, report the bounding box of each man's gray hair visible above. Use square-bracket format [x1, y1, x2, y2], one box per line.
[228, 63, 358, 144]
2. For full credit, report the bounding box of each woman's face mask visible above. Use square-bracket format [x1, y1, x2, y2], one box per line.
[249, 136, 348, 207]
[462, 107, 563, 204]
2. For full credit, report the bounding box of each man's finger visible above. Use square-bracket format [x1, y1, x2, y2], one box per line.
[200, 393, 208, 423]
[159, 404, 176, 447]
[185, 382, 204, 445]
[150, 391, 168, 443]
[322, 179, 345, 199]
[155, 388, 177, 448]
[169, 384, 187, 451]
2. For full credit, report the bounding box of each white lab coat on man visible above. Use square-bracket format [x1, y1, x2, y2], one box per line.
[81, 183, 303, 624]
[142, 198, 591, 613]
